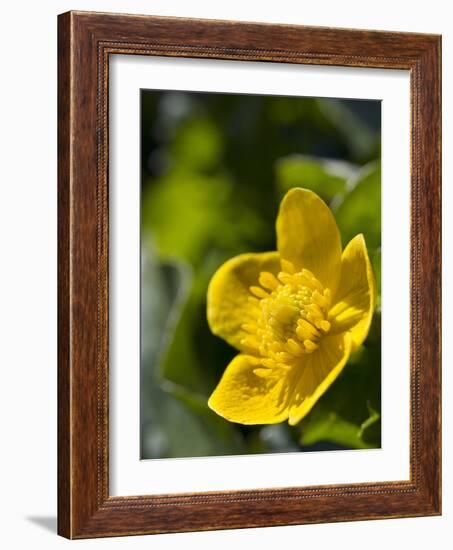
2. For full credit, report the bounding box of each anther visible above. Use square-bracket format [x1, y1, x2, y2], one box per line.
[277, 272, 293, 285]
[259, 271, 280, 290]
[262, 358, 276, 369]
[303, 339, 319, 352]
[301, 269, 324, 291]
[281, 259, 296, 274]
[240, 337, 259, 350]
[253, 367, 273, 378]
[249, 286, 269, 299]
[312, 290, 329, 310]
[241, 323, 257, 333]
[248, 263, 331, 365]
[286, 338, 304, 356]
[306, 303, 324, 319]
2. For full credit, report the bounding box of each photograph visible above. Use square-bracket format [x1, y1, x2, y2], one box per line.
[140, 90, 382, 460]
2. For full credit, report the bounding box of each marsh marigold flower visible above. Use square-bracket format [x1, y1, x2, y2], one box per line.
[207, 188, 376, 425]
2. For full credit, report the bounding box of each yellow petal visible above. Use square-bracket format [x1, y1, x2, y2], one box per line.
[208, 354, 291, 424]
[288, 332, 352, 425]
[207, 251, 280, 351]
[329, 234, 376, 350]
[276, 188, 342, 294]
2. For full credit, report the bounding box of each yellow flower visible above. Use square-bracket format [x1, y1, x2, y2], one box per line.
[207, 188, 376, 426]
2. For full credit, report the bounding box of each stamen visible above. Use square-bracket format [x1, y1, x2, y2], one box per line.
[281, 259, 296, 274]
[259, 271, 280, 290]
[286, 338, 304, 356]
[303, 339, 319, 352]
[276, 362, 292, 371]
[306, 303, 324, 319]
[275, 351, 293, 363]
[277, 272, 293, 285]
[240, 337, 260, 350]
[301, 269, 324, 291]
[269, 341, 283, 353]
[249, 286, 269, 299]
[297, 318, 320, 339]
[253, 367, 273, 378]
[246, 264, 331, 366]
[262, 358, 276, 369]
[312, 290, 329, 310]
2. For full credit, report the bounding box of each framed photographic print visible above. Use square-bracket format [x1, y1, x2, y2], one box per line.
[58, 11, 441, 538]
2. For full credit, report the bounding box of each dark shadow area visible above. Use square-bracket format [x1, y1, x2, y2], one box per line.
[26, 516, 57, 534]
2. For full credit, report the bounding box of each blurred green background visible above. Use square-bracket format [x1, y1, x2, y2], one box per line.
[140, 90, 381, 459]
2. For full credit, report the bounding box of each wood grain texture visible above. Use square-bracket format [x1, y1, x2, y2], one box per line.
[57, 11, 71, 538]
[57, 10, 442, 539]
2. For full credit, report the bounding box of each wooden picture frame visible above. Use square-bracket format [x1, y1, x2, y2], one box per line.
[58, 10, 441, 539]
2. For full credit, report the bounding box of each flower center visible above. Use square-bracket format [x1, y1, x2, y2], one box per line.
[241, 259, 332, 369]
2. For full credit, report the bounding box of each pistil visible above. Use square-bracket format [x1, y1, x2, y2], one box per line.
[241, 259, 332, 369]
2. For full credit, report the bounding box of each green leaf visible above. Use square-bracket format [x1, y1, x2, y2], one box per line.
[141, 165, 269, 395]
[300, 411, 372, 449]
[275, 154, 357, 203]
[142, 172, 269, 266]
[141, 244, 192, 374]
[158, 291, 213, 393]
[140, 246, 243, 458]
[333, 162, 381, 249]
[299, 323, 381, 450]
[316, 98, 379, 160]
[358, 402, 381, 441]
[141, 381, 244, 458]
[139, 91, 382, 456]
[170, 116, 224, 171]
[162, 381, 244, 456]
[140, 245, 195, 457]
